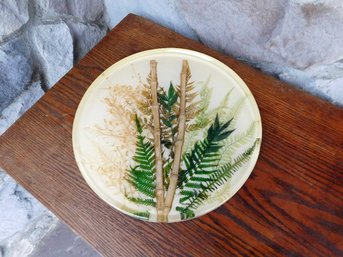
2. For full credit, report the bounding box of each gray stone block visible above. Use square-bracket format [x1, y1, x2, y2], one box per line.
[0, 0, 29, 40]
[0, 81, 44, 134]
[177, 0, 343, 69]
[36, 0, 69, 16]
[30, 23, 73, 88]
[68, 22, 107, 61]
[0, 37, 32, 112]
[69, 0, 104, 21]
[175, 0, 343, 105]
[266, 0, 343, 69]
[31, 223, 101, 257]
[102, 0, 198, 40]
[38, 0, 104, 21]
[0, 170, 58, 257]
[177, 0, 286, 61]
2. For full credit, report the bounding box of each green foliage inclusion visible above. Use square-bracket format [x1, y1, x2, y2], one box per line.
[176, 115, 258, 220]
[158, 82, 179, 151]
[125, 87, 258, 221]
[126, 116, 157, 216]
[178, 115, 234, 189]
[158, 82, 179, 188]
[125, 196, 156, 207]
[132, 211, 150, 219]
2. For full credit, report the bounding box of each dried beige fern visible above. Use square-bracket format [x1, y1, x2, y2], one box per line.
[137, 76, 154, 137]
[92, 84, 144, 196]
[177, 67, 202, 123]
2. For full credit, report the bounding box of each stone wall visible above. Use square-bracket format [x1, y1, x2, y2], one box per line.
[0, 0, 342, 256]
[103, 0, 343, 105]
[0, 0, 107, 134]
[0, 1, 107, 256]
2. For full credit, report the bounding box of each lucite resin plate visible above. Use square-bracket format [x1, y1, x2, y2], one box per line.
[73, 48, 262, 222]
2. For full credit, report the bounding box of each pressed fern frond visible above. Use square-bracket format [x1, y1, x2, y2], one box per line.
[177, 139, 259, 220]
[128, 168, 155, 198]
[206, 88, 233, 121]
[104, 84, 143, 116]
[178, 115, 235, 189]
[126, 116, 156, 199]
[137, 76, 154, 132]
[220, 96, 246, 130]
[219, 121, 257, 165]
[175, 206, 196, 220]
[132, 210, 150, 219]
[184, 86, 234, 154]
[125, 196, 156, 207]
[176, 65, 201, 123]
[158, 82, 179, 153]
[121, 206, 151, 220]
[163, 160, 173, 189]
[187, 78, 212, 132]
[187, 85, 234, 132]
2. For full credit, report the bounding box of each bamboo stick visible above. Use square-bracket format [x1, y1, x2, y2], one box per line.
[149, 60, 164, 221]
[163, 60, 189, 221]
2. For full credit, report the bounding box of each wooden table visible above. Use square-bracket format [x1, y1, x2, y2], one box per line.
[1, 14, 342, 257]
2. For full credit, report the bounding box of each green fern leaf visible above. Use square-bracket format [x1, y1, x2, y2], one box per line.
[177, 139, 259, 220]
[163, 160, 173, 189]
[121, 206, 151, 220]
[127, 170, 155, 198]
[176, 206, 195, 220]
[126, 116, 156, 199]
[184, 86, 234, 154]
[178, 115, 235, 189]
[125, 196, 156, 207]
[158, 82, 179, 154]
[132, 211, 150, 219]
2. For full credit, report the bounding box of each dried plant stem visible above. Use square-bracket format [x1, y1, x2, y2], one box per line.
[163, 60, 189, 221]
[150, 60, 164, 221]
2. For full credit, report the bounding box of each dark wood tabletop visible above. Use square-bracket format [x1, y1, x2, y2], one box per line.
[0, 14, 342, 257]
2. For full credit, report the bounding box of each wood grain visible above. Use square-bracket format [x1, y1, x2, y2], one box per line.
[0, 14, 342, 257]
